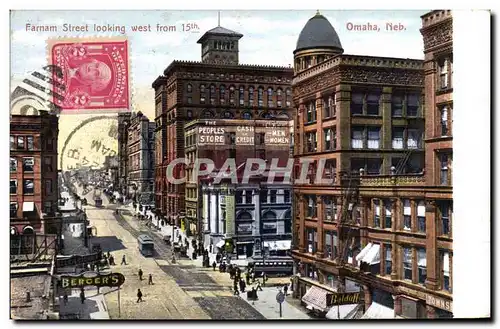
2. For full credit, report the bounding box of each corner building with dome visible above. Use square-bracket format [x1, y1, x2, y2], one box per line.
[291, 11, 453, 319]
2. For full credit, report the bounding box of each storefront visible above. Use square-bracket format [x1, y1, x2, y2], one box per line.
[361, 288, 397, 319]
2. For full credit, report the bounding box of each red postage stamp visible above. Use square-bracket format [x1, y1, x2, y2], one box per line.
[48, 38, 130, 111]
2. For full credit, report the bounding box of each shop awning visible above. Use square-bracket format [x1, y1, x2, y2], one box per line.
[357, 243, 380, 265]
[301, 285, 330, 312]
[361, 302, 395, 319]
[23, 201, 34, 212]
[263, 240, 291, 251]
[215, 240, 225, 248]
[326, 304, 360, 319]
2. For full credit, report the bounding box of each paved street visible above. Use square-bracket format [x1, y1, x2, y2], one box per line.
[77, 189, 268, 320]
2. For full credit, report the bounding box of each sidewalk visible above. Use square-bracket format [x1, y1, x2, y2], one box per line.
[58, 289, 110, 320]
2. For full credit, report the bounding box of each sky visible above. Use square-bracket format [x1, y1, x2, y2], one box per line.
[10, 10, 427, 120]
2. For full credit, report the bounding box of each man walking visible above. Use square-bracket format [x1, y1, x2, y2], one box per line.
[283, 284, 289, 296]
[138, 268, 143, 281]
[148, 274, 153, 285]
[137, 289, 143, 303]
[121, 255, 127, 265]
[79, 288, 85, 304]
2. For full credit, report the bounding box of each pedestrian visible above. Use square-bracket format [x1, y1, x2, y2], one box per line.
[239, 279, 245, 293]
[63, 292, 68, 305]
[121, 255, 127, 265]
[192, 250, 197, 260]
[233, 281, 239, 295]
[138, 268, 143, 280]
[109, 255, 115, 266]
[212, 261, 217, 271]
[79, 288, 85, 304]
[245, 272, 250, 285]
[256, 280, 263, 291]
[136, 289, 143, 303]
[209, 244, 213, 253]
[148, 274, 153, 285]
[263, 272, 268, 286]
[283, 284, 288, 296]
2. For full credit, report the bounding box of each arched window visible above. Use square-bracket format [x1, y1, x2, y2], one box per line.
[258, 87, 264, 107]
[248, 87, 255, 106]
[267, 87, 274, 107]
[201, 110, 215, 119]
[276, 88, 283, 107]
[242, 111, 252, 120]
[262, 211, 277, 220]
[200, 84, 206, 104]
[285, 88, 292, 107]
[222, 111, 234, 119]
[209, 84, 216, 105]
[239, 86, 245, 106]
[10, 227, 18, 235]
[277, 112, 290, 119]
[237, 211, 253, 220]
[219, 85, 226, 104]
[229, 85, 236, 105]
[261, 112, 272, 119]
[186, 83, 192, 93]
[23, 226, 34, 235]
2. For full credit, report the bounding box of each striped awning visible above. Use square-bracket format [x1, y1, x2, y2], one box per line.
[301, 285, 329, 312]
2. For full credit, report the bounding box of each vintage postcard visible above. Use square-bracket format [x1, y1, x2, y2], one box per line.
[8, 8, 491, 321]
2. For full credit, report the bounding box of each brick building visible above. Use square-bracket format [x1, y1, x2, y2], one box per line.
[117, 112, 132, 198]
[291, 11, 453, 319]
[126, 111, 155, 204]
[153, 24, 294, 232]
[10, 110, 60, 236]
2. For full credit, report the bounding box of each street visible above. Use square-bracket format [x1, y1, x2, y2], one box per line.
[79, 188, 268, 319]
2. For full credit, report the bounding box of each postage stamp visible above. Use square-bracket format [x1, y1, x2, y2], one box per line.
[47, 37, 130, 112]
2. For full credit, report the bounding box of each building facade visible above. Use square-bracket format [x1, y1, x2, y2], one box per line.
[291, 11, 453, 319]
[126, 111, 156, 204]
[117, 112, 132, 197]
[153, 24, 294, 233]
[184, 118, 293, 256]
[10, 111, 61, 236]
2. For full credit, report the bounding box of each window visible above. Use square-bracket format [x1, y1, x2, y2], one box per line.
[284, 190, 290, 203]
[262, 222, 277, 235]
[23, 157, 34, 172]
[10, 202, 17, 217]
[407, 94, 420, 116]
[306, 101, 316, 123]
[258, 87, 264, 107]
[324, 127, 336, 151]
[235, 191, 243, 204]
[407, 129, 421, 149]
[187, 84, 192, 93]
[209, 85, 216, 105]
[373, 200, 381, 227]
[46, 138, 54, 151]
[351, 127, 364, 149]
[229, 85, 235, 105]
[249, 87, 254, 106]
[392, 94, 403, 117]
[267, 87, 274, 107]
[44, 201, 52, 214]
[323, 95, 335, 118]
[403, 247, 412, 281]
[200, 84, 206, 104]
[403, 199, 411, 231]
[285, 88, 292, 107]
[17, 136, 25, 149]
[223, 111, 234, 119]
[10, 180, 17, 194]
[45, 179, 53, 195]
[385, 244, 392, 275]
[187, 96, 192, 104]
[351, 92, 363, 115]
[276, 88, 283, 107]
[306, 194, 317, 218]
[10, 135, 15, 149]
[325, 231, 333, 259]
[384, 200, 392, 229]
[417, 201, 426, 232]
[367, 127, 380, 149]
[270, 190, 277, 203]
[260, 189, 268, 203]
[441, 106, 449, 136]
[306, 228, 317, 253]
[239, 86, 244, 106]
[324, 196, 337, 222]
[417, 248, 427, 285]
[27, 136, 34, 150]
[23, 179, 34, 194]
[439, 59, 449, 89]
[366, 158, 382, 175]
[438, 201, 451, 236]
[219, 85, 226, 104]
[392, 128, 404, 149]
[441, 251, 451, 291]
[10, 157, 17, 172]
[305, 131, 317, 152]
[366, 93, 380, 115]
[440, 153, 449, 185]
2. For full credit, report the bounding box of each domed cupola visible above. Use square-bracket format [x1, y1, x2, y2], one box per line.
[294, 11, 344, 74]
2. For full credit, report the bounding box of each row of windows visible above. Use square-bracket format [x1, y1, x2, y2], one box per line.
[304, 229, 452, 292]
[10, 135, 55, 151]
[303, 92, 421, 124]
[235, 189, 291, 204]
[10, 201, 57, 216]
[188, 109, 289, 120]
[10, 178, 54, 196]
[302, 196, 452, 236]
[186, 84, 292, 108]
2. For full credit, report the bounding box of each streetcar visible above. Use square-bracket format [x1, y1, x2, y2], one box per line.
[138, 234, 154, 257]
